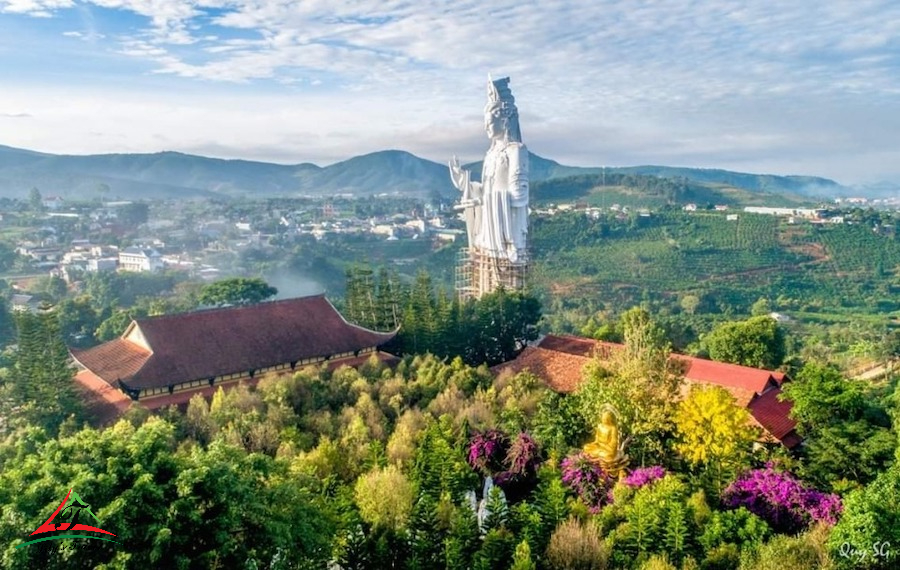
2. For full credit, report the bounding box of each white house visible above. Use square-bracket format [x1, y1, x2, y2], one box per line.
[118, 247, 163, 272]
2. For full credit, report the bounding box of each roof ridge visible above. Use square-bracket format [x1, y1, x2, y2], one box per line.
[134, 293, 328, 324]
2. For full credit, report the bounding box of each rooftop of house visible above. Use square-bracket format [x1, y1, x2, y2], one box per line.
[72, 294, 397, 391]
[120, 246, 160, 257]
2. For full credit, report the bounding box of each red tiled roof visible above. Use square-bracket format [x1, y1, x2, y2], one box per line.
[537, 334, 621, 359]
[76, 352, 400, 426]
[72, 295, 396, 390]
[493, 345, 591, 393]
[529, 335, 787, 397]
[678, 380, 759, 409]
[748, 387, 801, 448]
[72, 338, 151, 383]
[674, 355, 784, 394]
[74, 369, 133, 425]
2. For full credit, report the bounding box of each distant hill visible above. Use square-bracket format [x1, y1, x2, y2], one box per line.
[615, 165, 842, 197]
[465, 154, 843, 202]
[0, 144, 847, 202]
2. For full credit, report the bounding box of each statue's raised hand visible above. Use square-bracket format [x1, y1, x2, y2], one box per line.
[449, 156, 469, 192]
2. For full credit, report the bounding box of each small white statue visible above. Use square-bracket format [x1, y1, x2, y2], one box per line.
[450, 76, 529, 263]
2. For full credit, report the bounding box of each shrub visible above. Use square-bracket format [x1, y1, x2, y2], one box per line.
[698, 507, 769, 554]
[738, 530, 833, 570]
[560, 452, 615, 512]
[499, 431, 541, 483]
[701, 543, 740, 570]
[722, 465, 842, 533]
[546, 518, 609, 570]
[639, 554, 677, 570]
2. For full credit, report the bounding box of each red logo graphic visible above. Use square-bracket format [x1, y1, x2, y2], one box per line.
[17, 488, 118, 549]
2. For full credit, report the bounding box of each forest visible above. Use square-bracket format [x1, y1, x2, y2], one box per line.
[0, 281, 898, 569]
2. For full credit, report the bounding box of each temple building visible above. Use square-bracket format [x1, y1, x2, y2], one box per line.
[72, 295, 397, 421]
[494, 334, 801, 449]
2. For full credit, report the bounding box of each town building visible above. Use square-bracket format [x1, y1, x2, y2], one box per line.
[118, 246, 163, 272]
[11, 294, 40, 313]
[494, 334, 801, 448]
[72, 295, 397, 421]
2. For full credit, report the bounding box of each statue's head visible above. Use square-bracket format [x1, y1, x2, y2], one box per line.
[485, 75, 522, 143]
[600, 404, 619, 426]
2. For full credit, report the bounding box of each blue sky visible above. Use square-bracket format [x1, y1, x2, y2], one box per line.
[2, 0, 900, 185]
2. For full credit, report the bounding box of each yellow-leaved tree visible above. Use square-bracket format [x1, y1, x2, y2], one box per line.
[674, 385, 758, 492]
[354, 465, 415, 532]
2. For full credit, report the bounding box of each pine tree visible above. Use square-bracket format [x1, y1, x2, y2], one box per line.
[409, 270, 436, 351]
[407, 494, 443, 570]
[444, 504, 480, 570]
[473, 528, 515, 570]
[510, 540, 537, 570]
[344, 268, 362, 325]
[11, 305, 81, 432]
[433, 289, 454, 358]
[481, 485, 509, 534]
[374, 267, 402, 331]
[344, 267, 378, 329]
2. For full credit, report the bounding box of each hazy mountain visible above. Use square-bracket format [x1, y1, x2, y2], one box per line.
[614, 165, 842, 197]
[465, 154, 843, 198]
[0, 144, 847, 202]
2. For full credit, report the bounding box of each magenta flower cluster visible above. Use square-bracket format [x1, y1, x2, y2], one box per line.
[560, 452, 615, 512]
[468, 430, 540, 485]
[467, 429, 509, 475]
[503, 432, 540, 480]
[623, 466, 667, 489]
[722, 465, 843, 533]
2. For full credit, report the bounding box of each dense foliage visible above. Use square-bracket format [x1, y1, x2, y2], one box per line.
[0, 277, 896, 569]
[344, 268, 542, 367]
[197, 276, 278, 306]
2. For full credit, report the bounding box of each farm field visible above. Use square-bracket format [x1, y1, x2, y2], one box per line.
[529, 210, 900, 325]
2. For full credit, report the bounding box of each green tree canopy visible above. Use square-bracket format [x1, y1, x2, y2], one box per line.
[703, 316, 786, 369]
[198, 277, 278, 307]
[0, 418, 337, 569]
[27, 187, 43, 212]
[828, 462, 900, 569]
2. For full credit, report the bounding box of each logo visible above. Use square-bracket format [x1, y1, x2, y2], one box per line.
[16, 488, 118, 549]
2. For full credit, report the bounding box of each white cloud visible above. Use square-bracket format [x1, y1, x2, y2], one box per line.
[0, 0, 73, 17]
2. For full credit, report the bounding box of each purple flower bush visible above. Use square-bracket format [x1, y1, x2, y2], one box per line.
[502, 432, 540, 482]
[468, 430, 542, 502]
[722, 465, 842, 533]
[623, 466, 667, 489]
[467, 429, 509, 475]
[560, 452, 615, 512]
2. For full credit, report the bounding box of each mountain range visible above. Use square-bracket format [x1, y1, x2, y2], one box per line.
[0, 144, 847, 202]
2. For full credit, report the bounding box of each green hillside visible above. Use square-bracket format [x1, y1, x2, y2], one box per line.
[530, 172, 815, 208]
[529, 210, 900, 324]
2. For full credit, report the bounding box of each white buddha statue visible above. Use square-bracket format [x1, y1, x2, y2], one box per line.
[450, 76, 529, 264]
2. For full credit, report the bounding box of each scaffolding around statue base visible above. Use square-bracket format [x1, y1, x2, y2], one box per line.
[456, 247, 528, 300]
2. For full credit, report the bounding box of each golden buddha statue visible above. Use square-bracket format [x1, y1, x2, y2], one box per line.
[583, 405, 630, 478]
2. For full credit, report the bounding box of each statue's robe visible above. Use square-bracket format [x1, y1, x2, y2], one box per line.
[477, 140, 529, 262]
